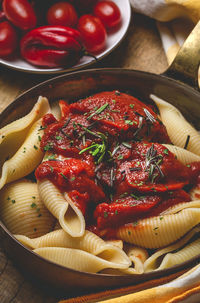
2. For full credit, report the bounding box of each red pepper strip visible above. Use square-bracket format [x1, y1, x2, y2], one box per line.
[116, 142, 190, 193]
[20, 26, 83, 67]
[94, 189, 191, 229]
[94, 195, 161, 229]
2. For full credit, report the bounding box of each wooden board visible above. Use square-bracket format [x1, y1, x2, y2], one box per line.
[0, 13, 168, 303]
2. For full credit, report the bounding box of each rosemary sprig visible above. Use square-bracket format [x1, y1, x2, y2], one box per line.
[87, 103, 109, 120]
[145, 144, 164, 182]
[144, 108, 156, 123]
[79, 133, 107, 164]
[184, 135, 190, 150]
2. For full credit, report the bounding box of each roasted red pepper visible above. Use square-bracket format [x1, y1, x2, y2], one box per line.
[20, 26, 83, 68]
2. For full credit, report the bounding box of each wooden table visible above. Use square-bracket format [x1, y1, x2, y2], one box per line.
[0, 13, 168, 303]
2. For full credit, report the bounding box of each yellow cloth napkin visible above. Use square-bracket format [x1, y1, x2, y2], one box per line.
[59, 265, 200, 302]
[129, 0, 200, 23]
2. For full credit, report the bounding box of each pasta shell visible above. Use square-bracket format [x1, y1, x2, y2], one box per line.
[163, 144, 200, 164]
[0, 179, 55, 238]
[150, 94, 200, 156]
[158, 237, 200, 270]
[116, 208, 200, 248]
[33, 247, 130, 273]
[15, 229, 131, 268]
[161, 200, 200, 215]
[144, 227, 200, 272]
[0, 96, 49, 172]
[0, 119, 44, 190]
[38, 179, 85, 237]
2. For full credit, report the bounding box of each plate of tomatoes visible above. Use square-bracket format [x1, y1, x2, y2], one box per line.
[0, 0, 131, 74]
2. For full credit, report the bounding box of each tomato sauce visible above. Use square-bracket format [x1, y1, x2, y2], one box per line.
[35, 91, 200, 233]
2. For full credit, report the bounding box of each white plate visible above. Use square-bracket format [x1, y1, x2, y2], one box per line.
[0, 0, 131, 74]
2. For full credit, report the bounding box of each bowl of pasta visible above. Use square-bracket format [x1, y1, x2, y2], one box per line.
[0, 22, 200, 294]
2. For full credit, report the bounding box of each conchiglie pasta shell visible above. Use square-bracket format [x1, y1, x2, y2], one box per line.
[163, 144, 200, 164]
[158, 237, 200, 270]
[37, 180, 85, 237]
[0, 96, 49, 172]
[34, 247, 130, 273]
[144, 227, 200, 272]
[15, 229, 131, 268]
[161, 200, 200, 215]
[0, 119, 44, 190]
[0, 179, 55, 238]
[151, 94, 200, 156]
[116, 208, 200, 249]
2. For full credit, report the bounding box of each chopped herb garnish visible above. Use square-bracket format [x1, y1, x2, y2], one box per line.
[70, 176, 76, 182]
[118, 154, 123, 160]
[11, 200, 15, 204]
[33, 145, 38, 150]
[122, 142, 132, 149]
[62, 118, 71, 128]
[49, 165, 54, 172]
[104, 211, 108, 218]
[32, 196, 36, 199]
[110, 168, 115, 187]
[163, 149, 169, 155]
[60, 173, 68, 181]
[44, 143, 53, 151]
[38, 126, 47, 131]
[129, 167, 142, 172]
[184, 135, 190, 150]
[145, 144, 164, 182]
[55, 136, 62, 140]
[144, 108, 156, 123]
[31, 202, 37, 208]
[129, 104, 134, 108]
[79, 132, 107, 164]
[115, 210, 118, 215]
[125, 120, 133, 125]
[82, 135, 86, 146]
[112, 144, 120, 156]
[115, 91, 120, 96]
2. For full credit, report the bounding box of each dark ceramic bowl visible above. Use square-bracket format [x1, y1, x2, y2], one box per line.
[1, 23, 200, 295]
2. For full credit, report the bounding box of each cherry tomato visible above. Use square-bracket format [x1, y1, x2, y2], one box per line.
[77, 14, 107, 53]
[93, 1, 121, 30]
[47, 2, 78, 28]
[2, 0, 37, 30]
[0, 21, 17, 56]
